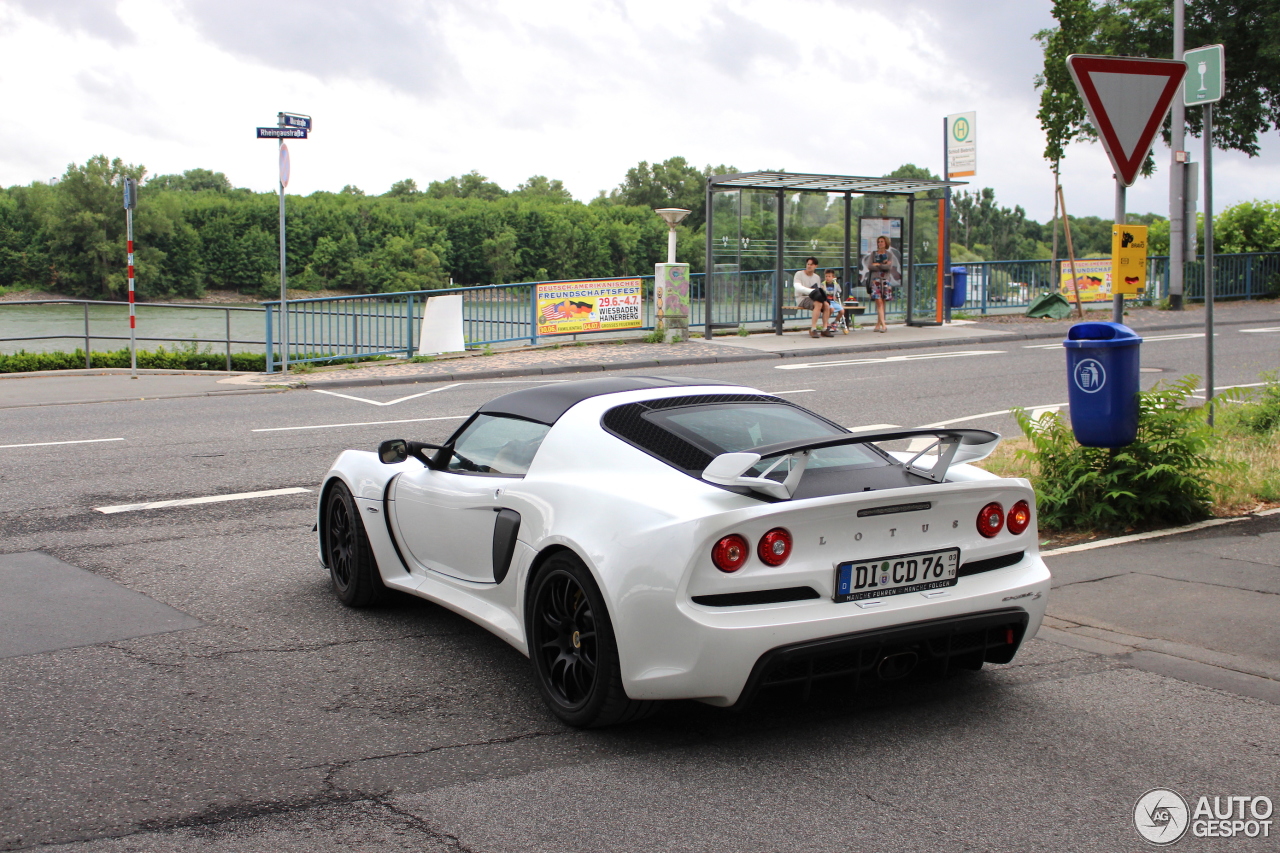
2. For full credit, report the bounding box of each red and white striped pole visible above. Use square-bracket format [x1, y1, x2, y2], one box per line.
[124, 177, 138, 378]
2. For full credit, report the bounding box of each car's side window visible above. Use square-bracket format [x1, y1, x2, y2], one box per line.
[445, 414, 550, 476]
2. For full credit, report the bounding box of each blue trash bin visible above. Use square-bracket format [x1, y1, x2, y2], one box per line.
[1063, 322, 1142, 447]
[950, 267, 967, 308]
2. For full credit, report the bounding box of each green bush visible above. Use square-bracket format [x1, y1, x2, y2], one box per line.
[1013, 376, 1225, 531]
[0, 347, 266, 373]
[1231, 370, 1280, 435]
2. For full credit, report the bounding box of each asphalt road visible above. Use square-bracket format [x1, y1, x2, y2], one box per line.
[1, 328, 1277, 852]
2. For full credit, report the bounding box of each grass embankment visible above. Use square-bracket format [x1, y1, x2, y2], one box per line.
[979, 375, 1280, 541]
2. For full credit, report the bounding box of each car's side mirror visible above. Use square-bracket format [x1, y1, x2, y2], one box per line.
[378, 439, 443, 467]
[379, 439, 409, 464]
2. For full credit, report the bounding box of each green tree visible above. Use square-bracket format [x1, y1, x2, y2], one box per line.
[386, 178, 420, 198]
[426, 171, 508, 201]
[603, 156, 736, 231]
[1035, 1, 1280, 167]
[146, 168, 231, 193]
[1214, 200, 1280, 253]
[46, 155, 154, 298]
[512, 175, 574, 203]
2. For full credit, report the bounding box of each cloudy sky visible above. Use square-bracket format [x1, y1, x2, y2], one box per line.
[1, 0, 1275, 222]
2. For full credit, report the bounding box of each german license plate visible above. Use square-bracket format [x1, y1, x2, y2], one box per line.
[834, 548, 959, 602]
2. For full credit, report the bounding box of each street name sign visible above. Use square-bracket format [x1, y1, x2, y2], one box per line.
[256, 127, 308, 139]
[1066, 55, 1187, 187]
[1183, 44, 1224, 106]
[278, 112, 312, 130]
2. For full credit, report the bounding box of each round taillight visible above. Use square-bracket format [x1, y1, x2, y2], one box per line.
[1007, 500, 1031, 535]
[757, 527, 792, 567]
[977, 502, 1004, 538]
[712, 534, 749, 572]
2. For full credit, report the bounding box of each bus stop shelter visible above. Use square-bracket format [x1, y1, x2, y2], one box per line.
[703, 171, 965, 338]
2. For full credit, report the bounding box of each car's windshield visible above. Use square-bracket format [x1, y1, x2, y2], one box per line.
[446, 414, 550, 476]
[652, 403, 885, 471]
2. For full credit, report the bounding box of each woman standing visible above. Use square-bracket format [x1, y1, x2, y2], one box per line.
[862, 235, 901, 333]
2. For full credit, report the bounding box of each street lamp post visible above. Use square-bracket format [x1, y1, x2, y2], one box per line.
[654, 208, 691, 342]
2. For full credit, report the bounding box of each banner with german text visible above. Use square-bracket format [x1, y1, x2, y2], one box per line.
[536, 279, 643, 335]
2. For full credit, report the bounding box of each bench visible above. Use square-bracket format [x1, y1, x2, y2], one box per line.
[783, 301, 866, 318]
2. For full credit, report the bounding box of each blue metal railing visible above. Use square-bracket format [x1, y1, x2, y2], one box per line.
[262, 252, 1280, 370]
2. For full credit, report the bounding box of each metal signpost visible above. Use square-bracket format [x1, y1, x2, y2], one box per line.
[1184, 44, 1224, 424]
[1066, 55, 1187, 323]
[123, 177, 138, 378]
[256, 112, 310, 374]
[942, 111, 976, 323]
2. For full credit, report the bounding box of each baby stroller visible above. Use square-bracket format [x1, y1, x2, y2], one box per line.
[824, 280, 862, 333]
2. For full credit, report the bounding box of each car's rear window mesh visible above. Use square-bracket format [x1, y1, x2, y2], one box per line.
[603, 394, 801, 474]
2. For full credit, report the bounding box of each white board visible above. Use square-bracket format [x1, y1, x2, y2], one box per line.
[417, 294, 465, 355]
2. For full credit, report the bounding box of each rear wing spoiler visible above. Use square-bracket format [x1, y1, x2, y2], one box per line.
[702, 428, 1000, 500]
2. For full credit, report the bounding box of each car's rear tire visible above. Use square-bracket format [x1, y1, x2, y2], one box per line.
[323, 481, 385, 607]
[527, 551, 656, 728]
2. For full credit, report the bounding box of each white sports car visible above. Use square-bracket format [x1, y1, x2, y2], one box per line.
[318, 377, 1050, 727]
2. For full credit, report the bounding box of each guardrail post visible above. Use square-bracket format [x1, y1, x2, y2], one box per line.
[265, 303, 275, 373]
[406, 294, 415, 358]
[83, 302, 90, 367]
[530, 285, 538, 346]
[1246, 254, 1253, 300]
[225, 308, 232, 372]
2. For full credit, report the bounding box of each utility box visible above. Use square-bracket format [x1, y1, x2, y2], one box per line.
[655, 263, 691, 342]
[1063, 322, 1143, 447]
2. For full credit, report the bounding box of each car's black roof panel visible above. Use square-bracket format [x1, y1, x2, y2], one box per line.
[479, 376, 735, 424]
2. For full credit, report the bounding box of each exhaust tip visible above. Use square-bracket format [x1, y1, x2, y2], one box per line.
[876, 651, 919, 681]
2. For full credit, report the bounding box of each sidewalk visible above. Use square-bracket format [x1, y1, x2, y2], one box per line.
[1040, 510, 1280, 705]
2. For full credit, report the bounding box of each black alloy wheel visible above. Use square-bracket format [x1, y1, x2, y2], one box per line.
[323, 481, 385, 607]
[527, 552, 656, 727]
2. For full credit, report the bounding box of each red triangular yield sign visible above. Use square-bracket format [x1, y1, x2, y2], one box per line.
[1066, 55, 1188, 187]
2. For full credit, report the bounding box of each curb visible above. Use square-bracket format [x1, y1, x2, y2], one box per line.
[1040, 506, 1280, 557]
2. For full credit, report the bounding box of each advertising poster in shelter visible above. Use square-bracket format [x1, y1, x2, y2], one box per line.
[1058, 259, 1114, 303]
[536, 278, 643, 335]
[858, 217, 903, 289]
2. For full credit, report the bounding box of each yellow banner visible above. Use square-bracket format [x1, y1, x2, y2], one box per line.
[1058, 258, 1114, 303]
[536, 278, 643, 336]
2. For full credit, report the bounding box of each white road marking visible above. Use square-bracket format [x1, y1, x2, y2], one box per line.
[95, 487, 312, 515]
[919, 404, 1065, 429]
[0, 437, 124, 449]
[1240, 327, 1280, 333]
[847, 423, 900, 432]
[1028, 405, 1062, 423]
[771, 389, 816, 394]
[313, 383, 464, 406]
[776, 350, 1002, 370]
[1025, 332, 1207, 350]
[253, 415, 468, 433]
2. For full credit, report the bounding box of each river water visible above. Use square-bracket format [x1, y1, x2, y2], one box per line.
[0, 302, 267, 355]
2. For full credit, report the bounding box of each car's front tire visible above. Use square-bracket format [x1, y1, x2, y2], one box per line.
[527, 551, 656, 728]
[323, 481, 385, 608]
